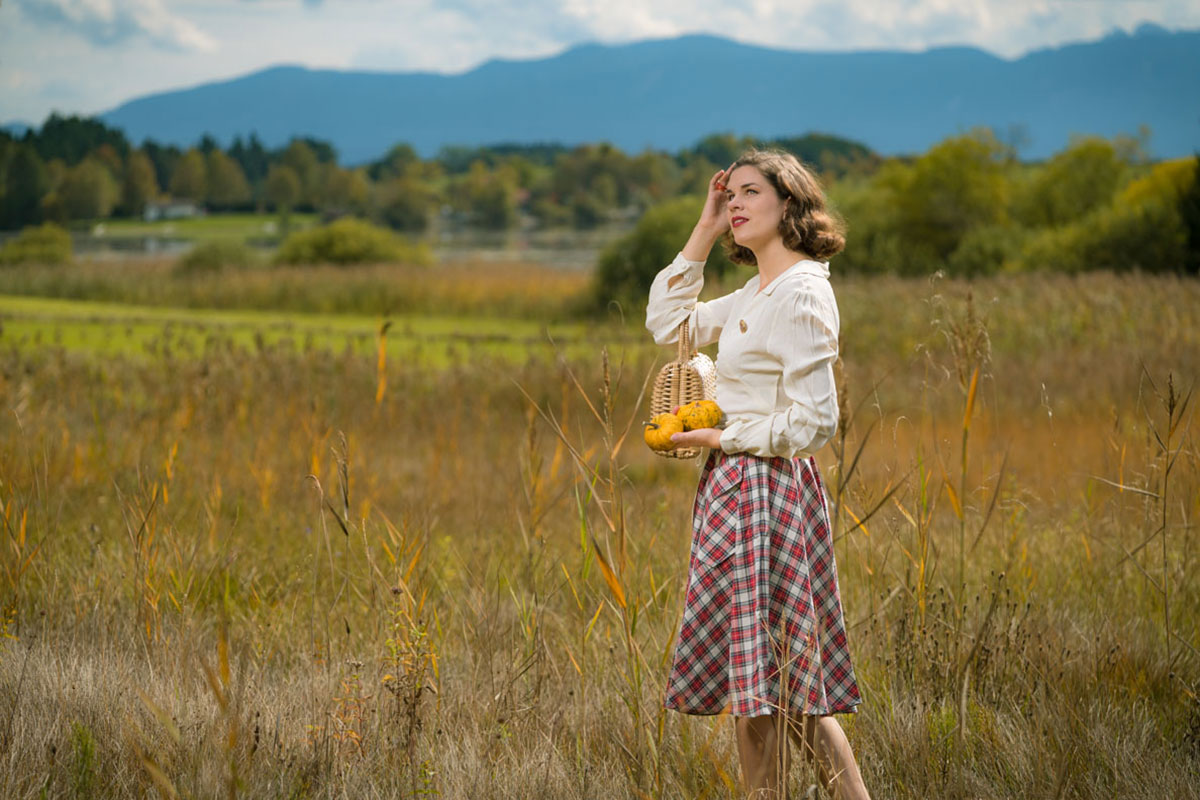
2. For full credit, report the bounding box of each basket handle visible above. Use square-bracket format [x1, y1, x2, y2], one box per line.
[676, 317, 693, 362]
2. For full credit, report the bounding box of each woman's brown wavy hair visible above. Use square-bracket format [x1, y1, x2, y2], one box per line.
[723, 149, 846, 265]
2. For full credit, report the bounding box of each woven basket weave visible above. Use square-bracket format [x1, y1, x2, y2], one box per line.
[650, 317, 717, 459]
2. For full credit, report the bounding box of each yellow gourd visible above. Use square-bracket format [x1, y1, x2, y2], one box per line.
[643, 413, 684, 452]
[677, 400, 723, 431]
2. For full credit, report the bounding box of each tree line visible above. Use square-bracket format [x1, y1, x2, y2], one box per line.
[2, 115, 1196, 281]
[592, 129, 1199, 306]
[0, 114, 876, 232]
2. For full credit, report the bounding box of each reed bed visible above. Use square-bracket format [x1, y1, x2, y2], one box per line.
[0, 258, 592, 320]
[0, 268, 1197, 798]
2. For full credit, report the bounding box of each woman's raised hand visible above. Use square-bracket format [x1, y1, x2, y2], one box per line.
[681, 164, 734, 262]
[697, 165, 734, 234]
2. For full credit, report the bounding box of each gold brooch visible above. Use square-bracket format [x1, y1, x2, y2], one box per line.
[739, 320, 748, 333]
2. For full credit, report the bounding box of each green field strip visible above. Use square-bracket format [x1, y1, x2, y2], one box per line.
[93, 213, 319, 241]
[0, 294, 650, 364]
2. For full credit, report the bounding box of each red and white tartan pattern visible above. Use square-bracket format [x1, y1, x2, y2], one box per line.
[664, 450, 862, 717]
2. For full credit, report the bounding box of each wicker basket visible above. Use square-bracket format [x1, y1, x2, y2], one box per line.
[650, 317, 718, 459]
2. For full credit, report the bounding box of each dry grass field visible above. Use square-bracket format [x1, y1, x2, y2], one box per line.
[0, 263, 1198, 799]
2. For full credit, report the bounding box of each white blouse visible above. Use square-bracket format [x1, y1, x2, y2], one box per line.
[645, 252, 840, 459]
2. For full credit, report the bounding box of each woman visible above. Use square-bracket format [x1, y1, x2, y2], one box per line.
[645, 149, 870, 799]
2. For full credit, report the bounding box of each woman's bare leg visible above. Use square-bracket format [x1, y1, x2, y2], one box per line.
[787, 715, 870, 800]
[737, 712, 870, 799]
[735, 715, 788, 798]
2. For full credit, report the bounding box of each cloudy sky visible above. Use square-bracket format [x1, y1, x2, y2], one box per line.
[2, 0, 1198, 126]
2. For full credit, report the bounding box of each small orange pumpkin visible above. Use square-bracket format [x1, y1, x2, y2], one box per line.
[643, 413, 684, 451]
[677, 400, 723, 431]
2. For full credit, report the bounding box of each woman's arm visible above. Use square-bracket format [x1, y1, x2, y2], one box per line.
[645, 255, 739, 348]
[682, 166, 733, 261]
[645, 166, 738, 348]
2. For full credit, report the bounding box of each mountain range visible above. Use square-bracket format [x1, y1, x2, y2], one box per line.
[99, 24, 1200, 164]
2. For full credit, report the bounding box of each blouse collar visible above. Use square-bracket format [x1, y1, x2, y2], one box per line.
[752, 259, 831, 296]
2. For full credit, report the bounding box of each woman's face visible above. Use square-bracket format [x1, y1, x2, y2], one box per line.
[724, 165, 787, 251]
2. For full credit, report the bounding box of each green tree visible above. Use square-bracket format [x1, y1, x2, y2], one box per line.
[1019, 157, 1193, 274]
[39, 159, 69, 222]
[369, 143, 420, 181]
[319, 165, 370, 216]
[376, 175, 438, 233]
[0, 144, 48, 228]
[280, 139, 321, 209]
[767, 133, 877, 176]
[1013, 137, 1127, 227]
[60, 158, 118, 221]
[455, 161, 517, 230]
[592, 195, 737, 311]
[893, 130, 1009, 265]
[28, 113, 129, 164]
[831, 170, 915, 274]
[228, 134, 270, 185]
[629, 151, 680, 206]
[89, 143, 124, 182]
[169, 149, 207, 202]
[142, 141, 181, 194]
[294, 137, 337, 165]
[551, 144, 634, 212]
[120, 150, 159, 216]
[1181, 155, 1200, 275]
[1020, 198, 1186, 274]
[266, 164, 301, 232]
[690, 133, 753, 168]
[205, 150, 252, 209]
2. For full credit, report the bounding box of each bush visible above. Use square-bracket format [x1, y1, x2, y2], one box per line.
[946, 224, 1025, 276]
[591, 195, 736, 312]
[1011, 137, 1127, 228]
[0, 223, 72, 266]
[274, 217, 432, 266]
[1020, 199, 1186, 273]
[1181, 156, 1200, 275]
[175, 240, 261, 276]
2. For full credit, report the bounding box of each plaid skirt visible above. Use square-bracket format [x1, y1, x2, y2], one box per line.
[663, 450, 861, 718]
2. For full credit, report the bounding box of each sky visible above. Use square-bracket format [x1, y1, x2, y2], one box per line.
[2, 0, 1199, 126]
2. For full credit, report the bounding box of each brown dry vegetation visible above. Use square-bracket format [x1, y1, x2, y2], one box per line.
[0, 266, 1198, 799]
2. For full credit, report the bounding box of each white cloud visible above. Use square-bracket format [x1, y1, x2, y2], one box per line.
[14, 0, 217, 51]
[379, 0, 1200, 60]
[2, 0, 1198, 125]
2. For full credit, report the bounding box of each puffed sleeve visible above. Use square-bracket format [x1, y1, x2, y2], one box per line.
[646, 252, 738, 349]
[719, 284, 840, 458]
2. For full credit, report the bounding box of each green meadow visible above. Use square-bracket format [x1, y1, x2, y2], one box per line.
[93, 212, 319, 241]
[0, 294, 622, 365]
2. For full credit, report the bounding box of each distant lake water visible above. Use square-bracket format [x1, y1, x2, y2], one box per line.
[64, 223, 633, 270]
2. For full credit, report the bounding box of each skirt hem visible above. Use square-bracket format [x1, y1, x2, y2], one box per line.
[663, 699, 861, 718]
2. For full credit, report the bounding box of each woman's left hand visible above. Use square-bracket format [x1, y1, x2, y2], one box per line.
[671, 428, 723, 450]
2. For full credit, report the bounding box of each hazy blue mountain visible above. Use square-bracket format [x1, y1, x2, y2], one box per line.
[1, 123, 33, 137]
[100, 27, 1200, 163]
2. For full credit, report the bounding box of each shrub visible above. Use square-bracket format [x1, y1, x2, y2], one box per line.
[175, 240, 261, 276]
[274, 217, 431, 266]
[0, 223, 72, 266]
[891, 130, 1009, 261]
[946, 224, 1025, 276]
[1019, 199, 1186, 273]
[1181, 156, 1200, 275]
[591, 195, 736, 312]
[1011, 137, 1127, 228]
